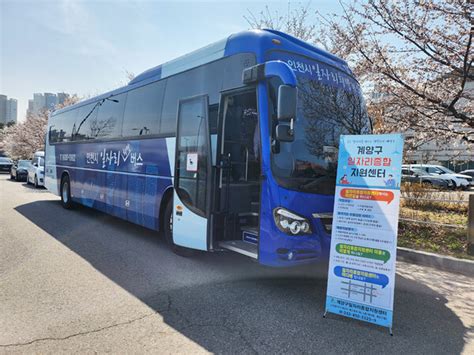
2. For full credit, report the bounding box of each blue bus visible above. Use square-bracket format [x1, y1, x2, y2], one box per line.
[45, 29, 370, 266]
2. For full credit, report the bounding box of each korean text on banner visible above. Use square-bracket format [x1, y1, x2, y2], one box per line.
[325, 133, 404, 329]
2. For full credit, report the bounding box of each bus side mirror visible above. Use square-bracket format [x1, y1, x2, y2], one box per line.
[278, 85, 297, 121]
[276, 123, 294, 142]
[242, 61, 296, 87]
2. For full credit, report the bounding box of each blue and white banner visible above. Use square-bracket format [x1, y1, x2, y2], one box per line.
[325, 134, 404, 328]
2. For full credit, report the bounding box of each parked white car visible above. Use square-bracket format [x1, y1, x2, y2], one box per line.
[403, 164, 471, 190]
[27, 152, 45, 188]
[459, 169, 474, 186]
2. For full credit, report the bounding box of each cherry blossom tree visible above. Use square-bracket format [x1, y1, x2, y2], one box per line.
[0, 95, 80, 160]
[244, 3, 317, 42]
[246, 0, 473, 147]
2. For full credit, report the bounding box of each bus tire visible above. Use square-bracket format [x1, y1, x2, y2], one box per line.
[60, 175, 74, 210]
[163, 199, 195, 257]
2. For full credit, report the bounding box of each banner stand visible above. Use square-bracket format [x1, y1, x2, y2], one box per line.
[324, 134, 404, 336]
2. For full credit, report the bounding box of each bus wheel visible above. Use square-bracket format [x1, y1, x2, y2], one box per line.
[60, 175, 74, 209]
[163, 200, 195, 257]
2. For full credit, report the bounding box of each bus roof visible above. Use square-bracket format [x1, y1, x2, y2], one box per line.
[53, 29, 352, 115]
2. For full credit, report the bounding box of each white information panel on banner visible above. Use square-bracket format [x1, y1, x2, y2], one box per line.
[325, 133, 404, 332]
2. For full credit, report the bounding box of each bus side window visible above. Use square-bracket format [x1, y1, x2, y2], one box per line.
[73, 103, 98, 141]
[122, 81, 165, 137]
[93, 93, 126, 140]
[161, 61, 224, 136]
[51, 109, 78, 143]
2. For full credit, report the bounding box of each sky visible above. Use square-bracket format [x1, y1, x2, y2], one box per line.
[1, 0, 341, 122]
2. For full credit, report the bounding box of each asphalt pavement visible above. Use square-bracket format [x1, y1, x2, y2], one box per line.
[0, 174, 473, 354]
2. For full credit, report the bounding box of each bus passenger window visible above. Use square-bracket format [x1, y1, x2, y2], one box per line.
[92, 93, 126, 140]
[122, 81, 165, 137]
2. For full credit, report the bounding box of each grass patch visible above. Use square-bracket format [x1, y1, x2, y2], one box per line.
[398, 183, 472, 260]
[398, 222, 470, 260]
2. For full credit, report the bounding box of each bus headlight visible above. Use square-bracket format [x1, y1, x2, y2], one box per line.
[273, 208, 312, 236]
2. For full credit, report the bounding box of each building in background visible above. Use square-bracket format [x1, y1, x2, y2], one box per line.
[27, 92, 69, 116]
[0, 95, 6, 124]
[27, 99, 33, 114]
[31, 93, 46, 115]
[57, 92, 68, 105]
[6, 99, 17, 124]
[404, 136, 474, 172]
[0, 94, 18, 125]
[44, 93, 58, 110]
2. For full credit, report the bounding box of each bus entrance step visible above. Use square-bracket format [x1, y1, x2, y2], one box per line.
[219, 240, 258, 259]
[241, 227, 258, 244]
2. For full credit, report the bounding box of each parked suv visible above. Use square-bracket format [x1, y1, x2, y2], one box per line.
[401, 167, 452, 189]
[404, 164, 470, 190]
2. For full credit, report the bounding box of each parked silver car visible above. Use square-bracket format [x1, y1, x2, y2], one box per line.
[404, 164, 470, 190]
[401, 167, 453, 189]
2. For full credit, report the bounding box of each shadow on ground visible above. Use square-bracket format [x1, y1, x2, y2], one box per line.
[5, 177, 48, 191]
[15, 199, 469, 354]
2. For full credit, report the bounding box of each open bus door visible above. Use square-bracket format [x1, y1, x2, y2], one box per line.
[215, 88, 260, 259]
[172, 95, 211, 251]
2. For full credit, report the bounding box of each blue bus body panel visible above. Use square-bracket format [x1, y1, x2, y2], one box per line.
[53, 138, 173, 231]
[259, 181, 334, 267]
[224, 30, 352, 76]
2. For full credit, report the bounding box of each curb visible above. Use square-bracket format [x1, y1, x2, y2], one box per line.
[397, 247, 474, 277]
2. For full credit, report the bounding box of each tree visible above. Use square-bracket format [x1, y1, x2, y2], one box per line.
[245, 1, 473, 145]
[0, 121, 15, 130]
[244, 3, 317, 42]
[331, 1, 472, 142]
[0, 95, 80, 160]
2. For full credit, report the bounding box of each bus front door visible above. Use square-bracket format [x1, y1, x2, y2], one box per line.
[172, 95, 211, 251]
[216, 89, 260, 259]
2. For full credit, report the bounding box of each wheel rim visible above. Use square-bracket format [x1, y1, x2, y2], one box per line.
[62, 182, 69, 203]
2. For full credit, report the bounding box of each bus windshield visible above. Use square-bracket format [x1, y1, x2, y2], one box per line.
[268, 52, 371, 195]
